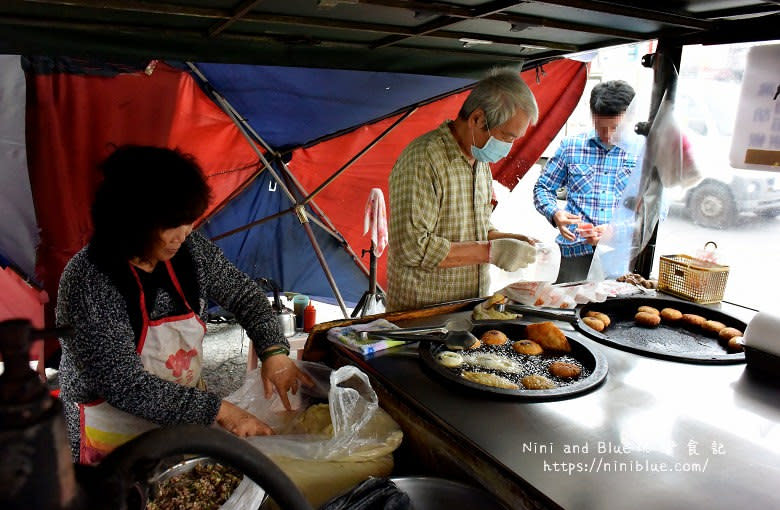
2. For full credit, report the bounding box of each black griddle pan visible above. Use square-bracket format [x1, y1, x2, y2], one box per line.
[418, 321, 608, 401]
[575, 297, 746, 364]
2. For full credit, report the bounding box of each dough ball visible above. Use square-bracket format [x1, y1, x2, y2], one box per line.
[585, 311, 611, 327]
[467, 338, 482, 350]
[521, 375, 557, 390]
[701, 320, 726, 335]
[660, 308, 682, 322]
[637, 306, 660, 315]
[718, 327, 743, 341]
[681, 314, 706, 328]
[582, 316, 606, 332]
[549, 361, 581, 379]
[635, 311, 661, 327]
[436, 351, 464, 368]
[480, 329, 508, 346]
[461, 371, 519, 390]
[727, 336, 744, 352]
[512, 340, 543, 356]
[525, 322, 571, 352]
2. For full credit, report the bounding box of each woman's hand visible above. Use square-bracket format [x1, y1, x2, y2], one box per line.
[216, 400, 273, 437]
[261, 353, 315, 411]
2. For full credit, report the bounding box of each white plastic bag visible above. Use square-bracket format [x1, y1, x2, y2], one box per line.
[227, 361, 402, 462]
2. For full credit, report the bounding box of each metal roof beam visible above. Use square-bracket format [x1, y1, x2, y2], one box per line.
[527, 0, 713, 30]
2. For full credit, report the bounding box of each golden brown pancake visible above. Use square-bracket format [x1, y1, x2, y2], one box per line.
[512, 340, 543, 356]
[480, 329, 509, 346]
[549, 362, 581, 379]
[525, 322, 571, 352]
[582, 316, 606, 332]
[635, 311, 661, 327]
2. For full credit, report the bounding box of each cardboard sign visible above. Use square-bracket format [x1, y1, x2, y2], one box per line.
[729, 44, 780, 171]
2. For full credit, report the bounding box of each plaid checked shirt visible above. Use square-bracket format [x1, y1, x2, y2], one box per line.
[534, 131, 637, 258]
[387, 121, 494, 311]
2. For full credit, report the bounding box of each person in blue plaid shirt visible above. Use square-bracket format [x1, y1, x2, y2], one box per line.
[534, 80, 637, 283]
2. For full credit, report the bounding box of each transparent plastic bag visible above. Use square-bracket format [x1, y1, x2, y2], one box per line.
[227, 361, 402, 463]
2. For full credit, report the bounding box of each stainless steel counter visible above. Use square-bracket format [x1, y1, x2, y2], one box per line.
[331, 301, 780, 510]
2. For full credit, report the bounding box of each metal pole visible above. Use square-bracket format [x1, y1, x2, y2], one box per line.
[302, 108, 416, 205]
[187, 62, 351, 316]
[299, 214, 349, 317]
[631, 42, 682, 277]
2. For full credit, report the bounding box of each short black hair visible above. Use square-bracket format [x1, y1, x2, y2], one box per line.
[90, 145, 212, 262]
[590, 80, 635, 116]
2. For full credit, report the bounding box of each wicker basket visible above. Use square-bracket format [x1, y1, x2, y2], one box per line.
[657, 254, 730, 304]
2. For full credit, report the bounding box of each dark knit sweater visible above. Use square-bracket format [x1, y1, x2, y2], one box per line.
[56, 231, 286, 461]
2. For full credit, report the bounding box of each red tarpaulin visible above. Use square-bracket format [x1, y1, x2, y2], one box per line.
[24, 62, 261, 356]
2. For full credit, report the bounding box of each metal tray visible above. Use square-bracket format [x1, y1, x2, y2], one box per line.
[576, 297, 746, 364]
[418, 321, 608, 401]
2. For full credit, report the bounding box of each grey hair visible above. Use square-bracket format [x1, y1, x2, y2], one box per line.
[458, 68, 539, 127]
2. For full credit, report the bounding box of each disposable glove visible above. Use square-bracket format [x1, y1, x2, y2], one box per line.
[489, 238, 536, 272]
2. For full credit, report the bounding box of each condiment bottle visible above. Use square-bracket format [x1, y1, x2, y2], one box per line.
[303, 303, 316, 332]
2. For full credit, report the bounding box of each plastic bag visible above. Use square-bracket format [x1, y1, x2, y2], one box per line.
[319, 477, 411, 510]
[589, 67, 701, 281]
[227, 361, 402, 462]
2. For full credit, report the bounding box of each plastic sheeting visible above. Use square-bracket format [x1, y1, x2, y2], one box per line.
[0, 55, 37, 276]
[589, 75, 701, 280]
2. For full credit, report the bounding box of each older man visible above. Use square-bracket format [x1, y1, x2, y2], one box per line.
[533, 80, 637, 283]
[387, 69, 539, 312]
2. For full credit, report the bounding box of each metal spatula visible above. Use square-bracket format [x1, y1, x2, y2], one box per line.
[358, 317, 478, 350]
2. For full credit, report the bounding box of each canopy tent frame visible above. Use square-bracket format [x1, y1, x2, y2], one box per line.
[187, 62, 424, 317]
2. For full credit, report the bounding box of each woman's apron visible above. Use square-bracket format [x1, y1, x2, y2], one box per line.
[78, 260, 206, 465]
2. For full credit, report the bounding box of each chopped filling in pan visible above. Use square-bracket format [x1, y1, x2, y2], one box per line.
[147, 463, 242, 510]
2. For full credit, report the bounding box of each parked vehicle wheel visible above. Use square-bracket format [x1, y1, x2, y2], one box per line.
[688, 182, 736, 228]
[757, 208, 780, 218]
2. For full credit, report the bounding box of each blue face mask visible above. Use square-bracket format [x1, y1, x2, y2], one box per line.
[471, 122, 513, 163]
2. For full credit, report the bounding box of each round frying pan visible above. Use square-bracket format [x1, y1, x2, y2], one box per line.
[418, 321, 608, 401]
[575, 297, 746, 364]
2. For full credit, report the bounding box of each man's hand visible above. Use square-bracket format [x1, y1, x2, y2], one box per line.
[579, 224, 611, 246]
[489, 238, 536, 272]
[260, 353, 315, 411]
[216, 400, 273, 437]
[553, 210, 582, 241]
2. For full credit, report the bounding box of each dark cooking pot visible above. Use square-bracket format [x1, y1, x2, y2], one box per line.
[390, 477, 510, 510]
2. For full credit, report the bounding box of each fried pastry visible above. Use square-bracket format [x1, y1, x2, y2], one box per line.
[727, 336, 744, 352]
[521, 375, 556, 390]
[585, 311, 611, 327]
[660, 308, 682, 322]
[461, 371, 519, 390]
[718, 327, 743, 341]
[637, 306, 660, 315]
[549, 361, 581, 379]
[512, 340, 543, 356]
[582, 316, 606, 332]
[635, 311, 661, 327]
[681, 314, 706, 328]
[481, 329, 509, 346]
[436, 351, 464, 368]
[701, 320, 726, 336]
[525, 322, 571, 352]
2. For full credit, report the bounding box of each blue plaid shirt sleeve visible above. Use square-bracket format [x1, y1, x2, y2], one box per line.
[534, 142, 568, 225]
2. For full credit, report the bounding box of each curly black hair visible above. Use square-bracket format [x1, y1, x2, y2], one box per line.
[90, 145, 212, 262]
[590, 80, 635, 116]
